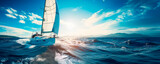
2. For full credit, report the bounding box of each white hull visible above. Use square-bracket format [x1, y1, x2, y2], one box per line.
[29, 36, 55, 46]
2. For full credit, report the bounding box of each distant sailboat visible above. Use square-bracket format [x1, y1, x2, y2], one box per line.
[29, 0, 59, 46]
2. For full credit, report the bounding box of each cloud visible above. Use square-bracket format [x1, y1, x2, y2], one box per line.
[5, 14, 17, 19]
[4, 8, 28, 24]
[31, 27, 37, 30]
[60, 0, 160, 37]
[72, 7, 82, 12]
[5, 8, 18, 19]
[19, 20, 25, 24]
[78, 0, 157, 36]
[22, 11, 26, 14]
[19, 15, 27, 19]
[4, 7, 43, 25]
[14, 13, 18, 16]
[29, 16, 34, 20]
[64, 9, 122, 36]
[72, 8, 78, 12]
[82, 9, 121, 27]
[32, 20, 42, 25]
[140, 6, 151, 9]
[147, 28, 160, 31]
[82, 9, 103, 26]
[0, 25, 32, 37]
[69, 9, 123, 36]
[126, 27, 149, 31]
[119, 27, 160, 34]
[6, 9, 13, 14]
[79, 0, 155, 36]
[28, 13, 43, 25]
[5, 8, 27, 20]
[123, 0, 159, 16]
[10, 8, 17, 12]
[6, 8, 17, 14]
[29, 13, 42, 20]
[105, 11, 115, 17]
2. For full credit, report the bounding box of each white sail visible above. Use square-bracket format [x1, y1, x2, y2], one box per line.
[41, 0, 59, 36]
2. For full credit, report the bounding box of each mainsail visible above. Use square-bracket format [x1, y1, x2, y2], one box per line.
[41, 0, 59, 36]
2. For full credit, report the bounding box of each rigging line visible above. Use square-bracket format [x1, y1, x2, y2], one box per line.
[45, 3, 56, 7]
[43, 17, 55, 21]
[44, 12, 59, 14]
[43, 22, 54, 24]
[43, 19, 55, 21]
[44, 13, 56, 15]
[45, 8, 56, 11]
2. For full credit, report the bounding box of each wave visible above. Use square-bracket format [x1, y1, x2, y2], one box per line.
[0, 37, 160, 64]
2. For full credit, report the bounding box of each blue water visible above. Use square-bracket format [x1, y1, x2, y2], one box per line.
[0, 37, 160, 64]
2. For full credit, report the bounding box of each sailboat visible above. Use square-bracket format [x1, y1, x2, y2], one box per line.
[29, 0, 59, 46]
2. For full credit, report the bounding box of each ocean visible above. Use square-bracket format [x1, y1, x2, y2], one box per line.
[0, 37, 160, 64]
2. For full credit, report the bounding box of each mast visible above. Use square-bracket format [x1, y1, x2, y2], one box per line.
[41, 0, 46, 35]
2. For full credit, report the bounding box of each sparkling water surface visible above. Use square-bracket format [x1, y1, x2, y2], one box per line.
[0, 37, 160, 64]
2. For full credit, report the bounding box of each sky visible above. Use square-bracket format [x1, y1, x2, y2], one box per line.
[0, 0, 160, 37]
